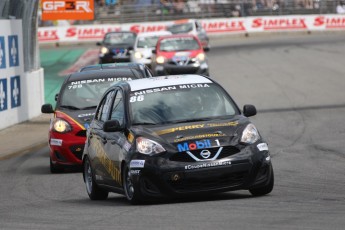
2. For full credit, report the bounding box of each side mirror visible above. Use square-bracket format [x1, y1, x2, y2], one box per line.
[96, 42, 102, 46]
[203, 47, 210, 52]
[152, 49, 156, 54]
[243, 104, 257, 117]
[103, 120, 123, 132]
[41, 104, 54, 114]
[55, 93, 59, 101]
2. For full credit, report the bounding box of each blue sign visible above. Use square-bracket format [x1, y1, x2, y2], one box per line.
[10, 76, 21, 108]
[0, 78, 8, 112]
[8, 35, 19, 67]
[0, 37, 6, 69]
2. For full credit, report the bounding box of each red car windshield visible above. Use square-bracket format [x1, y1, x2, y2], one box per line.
[159, 37, 200, 52]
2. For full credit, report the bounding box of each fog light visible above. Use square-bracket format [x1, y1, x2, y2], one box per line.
[265, 156, 271, 162]
[171, 173, 181, 181]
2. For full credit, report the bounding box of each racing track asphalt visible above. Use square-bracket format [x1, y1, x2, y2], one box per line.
[0, 31, 345, 230]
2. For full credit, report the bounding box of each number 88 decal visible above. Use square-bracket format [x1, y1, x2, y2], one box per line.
[130, 95, 145, 103]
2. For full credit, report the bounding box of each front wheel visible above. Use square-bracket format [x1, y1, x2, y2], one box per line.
[249, 165, 274, 196]
[122, 164, 142, 204]
[83, 157, 108, 200]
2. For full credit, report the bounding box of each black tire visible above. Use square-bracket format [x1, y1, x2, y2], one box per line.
[83, 157, 108, 200]
[50, 157, 63, 173]
[122, 164, 142, 204]
[249, 165, 274, 196]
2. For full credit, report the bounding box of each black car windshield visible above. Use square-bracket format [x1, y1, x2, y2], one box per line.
[130, 83, 238, 125]
[59, 79, 116, 110]
[159, 37, 200, 51]
[167, 23, 193, 34]
[137, 36, 160, 48]
[104, 32, 136, 46]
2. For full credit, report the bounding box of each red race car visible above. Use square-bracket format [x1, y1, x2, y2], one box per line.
[41, 63, 152, 173]
[151, 34, 209, 76]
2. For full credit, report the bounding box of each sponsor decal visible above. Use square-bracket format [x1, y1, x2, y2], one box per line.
[207, 121, 238, 127]
[130, 160, 145, 168]
[38, 29, 59, 41]
[41, 0, 95, 21]
[174, 133, 225, 143]
[130, 169, 140, 176]
[78, 113, 95, 118]
[50, 138, 63, 146]
[67, 78, 131, 89]
[257, 143, 268, 151]
[90, 138, 121, 183]
[66, 27, 121, 39]
[123, 141, 131, 152]
[132, 84, 210, 96]
[185, 160, 231, 170]
[177, 139, 211, 152]
[252, 18, 307, 30]
[203, 20, 246, 33]
[314, 16, 345, 29]
[130, 24, 167, 34]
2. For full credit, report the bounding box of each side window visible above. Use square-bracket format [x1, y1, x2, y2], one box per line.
[95, 91, 115, 122]
[110, 90, 125, 126]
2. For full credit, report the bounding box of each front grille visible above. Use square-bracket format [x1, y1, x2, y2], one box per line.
[70, 145, 84, 160]
[169, 170, 248, 192]
[170, 146, 240, 162]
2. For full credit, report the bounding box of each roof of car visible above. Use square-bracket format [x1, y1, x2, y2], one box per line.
[67, 68, 143, 82]
[127, 75, 212, 91]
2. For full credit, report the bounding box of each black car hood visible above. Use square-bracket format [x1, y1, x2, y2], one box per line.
[131, 116, 251, 150]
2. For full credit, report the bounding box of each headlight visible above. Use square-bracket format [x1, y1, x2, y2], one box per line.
[136, 137, 166, 155]
[134, 51, 143, 59]
[240, 124, 260, 144]
[156, 56, 166, 64]
[196, 53, 205, 62]
[53, 118, 72, 133]
[101, 47, 109, 54]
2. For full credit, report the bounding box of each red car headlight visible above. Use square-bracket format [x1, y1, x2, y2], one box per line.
[53, 118, 72, 133]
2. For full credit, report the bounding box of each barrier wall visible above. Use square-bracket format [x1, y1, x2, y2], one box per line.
[38, 14, 345, 43]
[0, 20, 44, 130]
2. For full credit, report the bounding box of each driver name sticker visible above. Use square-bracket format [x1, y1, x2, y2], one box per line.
[130, 160, 145, 168]
[257, 143, 268, 151]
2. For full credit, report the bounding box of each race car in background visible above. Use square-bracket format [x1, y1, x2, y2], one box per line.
[41, 63, 151, 173]
[151, 34, 209, 76]
[167, 19, 210, 50]
[82, 75, 274, 203]
[130, 31, 172, 68]
[97, 31, 136, 64]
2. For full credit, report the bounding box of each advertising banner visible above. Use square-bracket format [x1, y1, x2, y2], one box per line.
[38, 14, 345, 44]
[41, 0, 94, 20]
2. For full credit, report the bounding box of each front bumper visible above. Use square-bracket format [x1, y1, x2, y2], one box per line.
[49, 132, 86, 166]
[129, 146, 272, 198]
[154, 62, 209, 76]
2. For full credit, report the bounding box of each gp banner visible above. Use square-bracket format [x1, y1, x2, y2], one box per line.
[38, 14, 345, 44]
[41, 0, 95, 20]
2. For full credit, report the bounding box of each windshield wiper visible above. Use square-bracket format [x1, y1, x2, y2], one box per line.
[172, 118, 212, 124]
[79, 106, 97, 110]
[132, 122, 157, 126]
[59, 105, 81, 110]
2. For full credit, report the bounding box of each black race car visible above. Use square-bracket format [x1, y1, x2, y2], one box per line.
[41, 66, 151, 173]
[97, 31, 137, 64]
[82, 75, 274, 203]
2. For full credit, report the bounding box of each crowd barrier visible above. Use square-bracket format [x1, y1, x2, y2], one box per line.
[38, 14, 345, 44]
